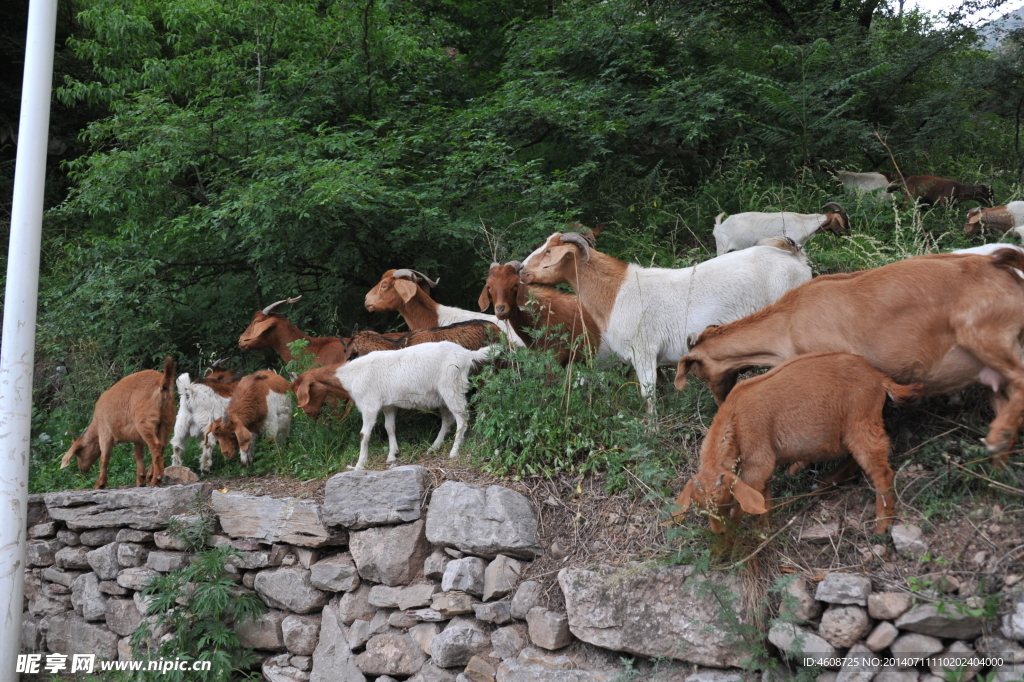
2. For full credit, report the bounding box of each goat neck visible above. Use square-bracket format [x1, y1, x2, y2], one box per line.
[394, 288, 442, 330]
[555, 251, 627, 333]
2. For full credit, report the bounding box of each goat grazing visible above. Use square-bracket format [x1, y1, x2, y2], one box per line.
[478, 261, 601, 364]
[291, 363, 352, 419]
[672, 353, 922, 535]
[60, 357, 176, 488]
[887, 175, 993, 206]
[676, 249, 1024, 462]
[205, 370, 292, 465]
[238, 296, 347, 365]
[520, 233, 812, 408]
[293, 341, 494, 470]
[364, 269, 524, 346]
[171, 363, 238, 472]
[835, 171, 892, 199]
[964, 202, 1024, 237]
[712, 203, 849, 255]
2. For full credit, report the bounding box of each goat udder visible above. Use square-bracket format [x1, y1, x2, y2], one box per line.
[979, 367, 1003, 392]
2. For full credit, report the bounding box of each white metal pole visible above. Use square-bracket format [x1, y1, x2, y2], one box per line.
[0, 0, 57, 677]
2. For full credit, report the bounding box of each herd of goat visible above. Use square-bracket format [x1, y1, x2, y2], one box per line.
[56, 170, 1024, 535]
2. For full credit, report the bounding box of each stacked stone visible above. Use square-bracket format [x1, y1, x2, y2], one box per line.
[22, 483, 213, 662]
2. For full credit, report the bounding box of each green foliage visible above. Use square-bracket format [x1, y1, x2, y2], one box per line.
[283, 338, 319, 376]
[129, 547, 265, 682]
[166, 491, 217, 553]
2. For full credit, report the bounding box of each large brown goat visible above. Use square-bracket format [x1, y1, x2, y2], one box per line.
[675, 249, 1024, 463]
[60, 357, 176, 488]
[887, 175, 993, 206]
[477, 262, 600, 364]
[238, 296, 347, 365]
[291, 364, 351, 419]
[672, 353, 922, 535]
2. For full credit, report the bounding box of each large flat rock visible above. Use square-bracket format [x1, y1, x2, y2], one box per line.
[425, 482, 540, 560]
[212, 492, 345, 548]
[558, 566, 749, 668]
[46, 611, 119, 660]
[323, 466, 430, 529]
[44, 484, 212, 530]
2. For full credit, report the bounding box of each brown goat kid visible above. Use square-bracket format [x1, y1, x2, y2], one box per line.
[672, 353, 923, 535]
[344, 321, 501, 362]
[60, 357, 176, 489]
[205, 371, 292, 465]
[676, 249, 1024, 463]
[291, 364, 351, 418]
[477, 262, 600, 364]
[238, 296, 347, 365]
[887, 175, 993, 206]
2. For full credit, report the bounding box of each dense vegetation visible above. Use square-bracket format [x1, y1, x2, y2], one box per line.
[6, 0, 1024, 492]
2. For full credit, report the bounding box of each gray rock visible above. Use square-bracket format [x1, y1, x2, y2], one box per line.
[21, 613, 46, 653]
[310, 553, 361, 592]
[147, 550, 190, 573]
[310, 599, 367, 682]
[323, 466, 431, 529]
[559, 565, 750, 667]
[29, 522, 57, 538]
[891, 524, 929, 560]
[117, 542, 149, 568]
[408, 663, 459, 682]
[348, 610, 392, 650]
[46, 611, 119, 659]
[1003, 595, 1024, 641]
[81, 528, 119, 546]
[87, 542, 121, 580]
[234, 549, 272, 570]
[263, 655, 311, 682]
[45, 484, 212, 530]
[27, 539, 61, 568]
[492, 623, 529, 659]
[389, 611, 419, 628]
[237, 609, 288, 651]
[442, 557, 486, 596]
[426, 482, 540, 559]
[889, 633, 944, 665]
[105, 598, 143, 636]
[338, 584, 376, 625]
[292, 547, 320, 569]
[116, 529, 154, 543]
[349, 519, 431, 586]
[689, 673, 746, 682]
[255, 567, 331, 614]
[57, 529, 80, 545]
[814, 573, 871, 606]
[874, 668, 919, 682]
[425, 551, 450, 581]
[55, 545, 92, 570]
[993, 663, 1024, 682]
[464, 656, 497, 682]
[836, 643, 880, 682]
[283, 614, 322, 656]
[868, 592, 912, 620]
[474, 601, 513, 625]
[895, 604, 985, 639]
[28, 593, 71, 617]
[42, 565, 81, 588]
[865, 621, 899, 652]
[483, 555, 521, 602]
[818, 605, 870, 648]
[355, 631, 428, 676]
[931, 641, 980, 681]
[116, 567, 159, 591]
[768, 623, 838, 666]
[153, 529, 190, 551]
[292, 656, 312, 671]
[432, 591, 477, 617]
[495, 653, 609, 682]
[398, 584, 439, 610]
[429, 619, 490, 668]
[510, 580, 543, 620]
[369, 585, 403, 609]
[212, 491, 344, 548]
[527, 606, 572, 650]
[28, 494, 51, 526]
[408, 608, 449, 622]
[977, 636, 1024, 664]
[411, 622, 441, 654]
[780, 577, 821, 621]
[72, 572, 108, 621]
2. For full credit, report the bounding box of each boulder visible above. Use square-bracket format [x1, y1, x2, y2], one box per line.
[432, 591, 477, 617]
[895, 604, 985, 639]
[814, 573, 871, 606]
[930, 641, 981, 681]
[495, 650, 611, 682]
[86, 542, 120, 580]
[255, 567, 332, 614]
[425, 551, 450, 581]
[819, 606, 870, 648]
[411, 622, 441, 654]
[868, 592, 912, 620]
[310, 553, 361, 592]
[389, 611, 419, 628]
[44, 484, 212, 530]
[369, 585, 403, 609]
[237, 609, 288, 651]
[836, 643, 880, 682]
[46, 611, 119, 659]
[153, 529, 190, 551]
[865, 621, 899, 652]
[116, 567, 159, 591]
[409, 663, 459, 682]
[42, 566, 81, 588]
[262, 654, 310, 682]
[442, 557, 486, 596]
[354, 631, 428, 676]
[80, 528, 119, 546]
[527, 607, 573, 650]
[474, 601, 513, 625]
[29, 522, 58, 538]
[116, 529, 154, 543]
[426, 482, 540, 559]
[559, 565, 749, 667]
[398, 584, 440, 610]
[147, 550, 190, 573]
[465, 656, 496, 682]
[105, 598, 143, 636]
[57, 529, 80, 545]
[338, 585, 376, 625]
[1004, 594, 1024, 642]
[891, 524, 929, 560]
[780, 577, 821, 621]
[483, 555, 521, 602]
[212, 491, 344, 548]
[27, 493, 51, 526]
[768, 623, 837, 666]
[510, 581, 543, 620]
[323, 466, 431, 529]
[890, 633, 944, 665]
[55, 545, 92, 570]
[283, 614, 323, 656]
[349, 519, 431, 586]
[26, 539, 61, 567]
[117, 542, 149, 568]
[348, 610, 391, 650]
[429, 618, 490, 668]
[71, 572, 108, 621]
[977, 636, 1024, 664]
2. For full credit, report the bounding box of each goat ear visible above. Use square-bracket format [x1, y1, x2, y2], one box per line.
[393, 279, 419, 303]
[516, 283, 529, 308]
[60, 443, 77, 469]
[731, 478, 768, 515]
[289, 371, 299, 383]
[477, 285, 491, 312]
[235, 425, 252, 455]
[674, 357, 698, 391]
[675, 480, 695, 515]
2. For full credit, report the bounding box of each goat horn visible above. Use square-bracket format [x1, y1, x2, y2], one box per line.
[262, 295, 302, 315]
[821, 202, 843, 212]
[506, 260, 523, 272]
[392, 269, 439, 288]
[209, 358, 228, 369]
[559, 232, 592, 261]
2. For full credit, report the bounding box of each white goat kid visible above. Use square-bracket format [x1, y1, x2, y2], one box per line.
[335, 341, 495, 470]
[171, 373, 232, 472]
[713, 203, 849, 255]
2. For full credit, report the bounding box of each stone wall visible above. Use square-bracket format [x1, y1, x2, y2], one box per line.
[20, 469, 1024, 682]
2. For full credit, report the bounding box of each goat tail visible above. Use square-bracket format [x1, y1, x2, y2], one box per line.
[882, 377, 924, 404]
[714, 212, 726, 227]
[991, 247, 1024, 277]
[758, 235, 802, 256]
[161, 355, 177, 395]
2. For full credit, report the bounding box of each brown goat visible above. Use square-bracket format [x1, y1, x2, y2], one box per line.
[477, 262, 601, 364]
[964, 202, 1024, 236]
[238, 296, 347, 365]
[343, 321, 500, 362]
[291, 364, 351, 418]
[676, 249, 1024, 463]
[205, 370, 292, 464]
[672, 353, 923, 535]
[342, 330, 402, 362]
[887, 175, 993, 206]
[60, 357, 176, 488]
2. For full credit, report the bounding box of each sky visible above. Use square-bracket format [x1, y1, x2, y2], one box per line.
[909, 0, 1018, 22]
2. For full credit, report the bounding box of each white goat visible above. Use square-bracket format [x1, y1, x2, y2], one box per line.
[331, 341, 495, 470]
[171, 373, 234, 472]
[713, 203, 849, 255]
[520, 234, 813, 410]
[836, 171, 892, 201]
